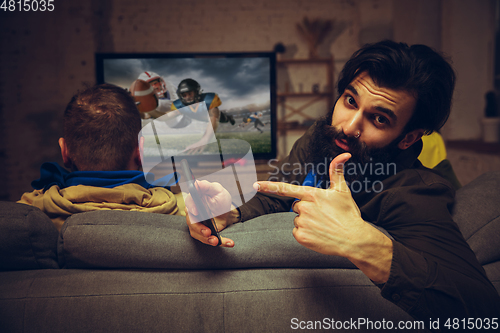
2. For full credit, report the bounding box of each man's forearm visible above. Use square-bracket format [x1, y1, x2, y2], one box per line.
[346, 223, 393, 284]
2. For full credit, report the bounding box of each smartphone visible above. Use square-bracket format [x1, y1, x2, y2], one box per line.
[180, 159, 222, 246]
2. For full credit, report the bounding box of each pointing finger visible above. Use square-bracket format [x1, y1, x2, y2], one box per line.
[254, 181, 311, 200]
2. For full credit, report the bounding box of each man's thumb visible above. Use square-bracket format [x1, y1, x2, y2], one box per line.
[329, 153, 351, 192]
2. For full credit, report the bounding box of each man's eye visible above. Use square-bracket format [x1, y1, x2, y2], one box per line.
[346, 96, 355, 105]
[375, 115, 388, 124]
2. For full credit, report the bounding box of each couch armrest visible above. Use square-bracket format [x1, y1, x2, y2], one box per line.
[452, 171, 500, 265]
[0, 202, 59, 270]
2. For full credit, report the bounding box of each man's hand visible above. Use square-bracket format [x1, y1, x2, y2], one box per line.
[185, 180, 236, 247]
[254, 153, 393, 284]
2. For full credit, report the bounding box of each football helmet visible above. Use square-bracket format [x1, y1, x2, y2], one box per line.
[177, 78, 202, 105]
[138, 71, 168, 99]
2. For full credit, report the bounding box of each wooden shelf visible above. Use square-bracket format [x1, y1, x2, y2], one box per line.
[277, 58, 335, 123]
[277, 121, 313, 131]
[277, 58, 335, 156]
[278, 92, 331, 98]
[278, 58, 333, 65]
[446, 140, 500, 155]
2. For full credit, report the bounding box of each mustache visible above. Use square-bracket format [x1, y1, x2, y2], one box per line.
[308, 115, 402, 185]
[314, 116, 369, 159]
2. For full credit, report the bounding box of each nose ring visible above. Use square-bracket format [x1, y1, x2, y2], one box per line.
[354, 131, 360, 139]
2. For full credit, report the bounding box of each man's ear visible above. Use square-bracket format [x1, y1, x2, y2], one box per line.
[58, 137, 73, 168]
[397, 129, 424, 150]
[138, 135, 144, 156]
[131, 136, 144, 170]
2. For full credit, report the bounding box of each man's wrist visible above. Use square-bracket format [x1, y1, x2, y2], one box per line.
[226, 204, 242, 225]
[347, 222, 393, 284]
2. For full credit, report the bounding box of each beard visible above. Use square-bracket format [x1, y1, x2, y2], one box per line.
[307, 114, 405, 187]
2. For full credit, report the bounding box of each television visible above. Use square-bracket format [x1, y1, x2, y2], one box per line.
[95, 52, 277, 173]
[96, 52, 277, 207]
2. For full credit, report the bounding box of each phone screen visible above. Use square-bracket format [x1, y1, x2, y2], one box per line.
[180, 159, 222, 246]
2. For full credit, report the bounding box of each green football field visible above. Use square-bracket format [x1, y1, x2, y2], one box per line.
[143, 131, 271, 155]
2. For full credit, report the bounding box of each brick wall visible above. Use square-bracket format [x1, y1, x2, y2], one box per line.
[1, 0, 395, 201]
[1, 0, 496, 201]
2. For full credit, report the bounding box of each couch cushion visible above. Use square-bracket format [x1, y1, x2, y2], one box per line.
[58, 211, 355, 269]
[451, 171, 500, 265]
[57, 171, 500, 270]
[0, 202, 59, 270]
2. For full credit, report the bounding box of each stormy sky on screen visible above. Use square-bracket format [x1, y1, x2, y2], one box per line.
[102, 56, 272, 110]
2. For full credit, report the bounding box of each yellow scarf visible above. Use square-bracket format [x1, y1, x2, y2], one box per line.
[18, 184, 185, 231]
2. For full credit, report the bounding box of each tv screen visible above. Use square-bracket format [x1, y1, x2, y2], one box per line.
[95, 52, 277, 175]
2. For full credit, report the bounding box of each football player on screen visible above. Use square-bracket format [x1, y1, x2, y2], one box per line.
[170, 78, 236, 154]
[239, 111, 265, 133]
[130, 71, 178, 119]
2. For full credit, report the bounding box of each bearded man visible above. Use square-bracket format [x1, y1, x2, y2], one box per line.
[185, 40, 500, 322]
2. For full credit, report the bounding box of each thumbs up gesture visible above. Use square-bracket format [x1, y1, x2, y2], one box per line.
[254, 153, 393, 283]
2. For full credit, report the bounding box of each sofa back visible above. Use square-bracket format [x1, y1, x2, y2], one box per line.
[1, 171, 500, 272]
[0, 202, 58, 270]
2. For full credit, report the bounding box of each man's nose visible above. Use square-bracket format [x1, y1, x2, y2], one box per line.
[343, 110, 363, 138]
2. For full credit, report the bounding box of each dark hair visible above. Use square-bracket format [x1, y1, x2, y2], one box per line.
[63, 84, 141, 171]
[337, 40, 456, 135]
